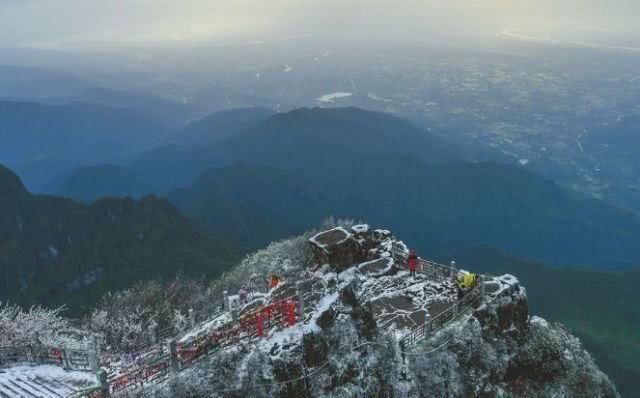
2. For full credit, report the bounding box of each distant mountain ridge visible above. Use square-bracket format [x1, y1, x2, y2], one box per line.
[168, 163, 326, 247]
[56, 106, 640, 269]
[56, 164, 144, 203]
[0, 64, 88, 100]
[170, 107, 276, 146]
[131, 106, 464, 191]
[170, 155, 640, 269]
[0, 164, 241, 314]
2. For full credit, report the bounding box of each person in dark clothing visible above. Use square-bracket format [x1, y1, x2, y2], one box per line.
[407, 249, 418, 277]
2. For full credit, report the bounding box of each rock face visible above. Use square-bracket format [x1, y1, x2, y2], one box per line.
[147, 225, 619, 398]
[309, 226, 371, 271]
[404, 282, 618, 398]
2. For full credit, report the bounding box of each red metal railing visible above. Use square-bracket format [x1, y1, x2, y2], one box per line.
[107, 296, 299, 394]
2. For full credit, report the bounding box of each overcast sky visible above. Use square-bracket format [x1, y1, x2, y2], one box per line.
[0, 0, 638, 50]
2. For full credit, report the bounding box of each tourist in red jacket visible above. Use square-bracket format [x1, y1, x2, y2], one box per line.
[407, 249, 418, 277]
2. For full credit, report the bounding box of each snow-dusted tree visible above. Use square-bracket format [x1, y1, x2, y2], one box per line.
[87, 277, 215, 351]
[0, 302, 70, 347]
[209, 232, 316, 301]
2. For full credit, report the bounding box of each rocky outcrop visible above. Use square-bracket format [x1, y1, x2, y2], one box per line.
[147, 226, 619, 398]
[402, 285, 618, 398]
[309, 225, 388, 272]
[309, 227, 364, 271]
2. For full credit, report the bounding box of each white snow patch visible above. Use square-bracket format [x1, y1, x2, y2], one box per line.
[179, 312, 232, 343]
[308, 292, 340, 332]
[563, 348, 574, 361]
[519, 159, 529, 166]
[283, 65, 294, 73]
[499, 274, 519, 286]
[487, 274, 522, 298]
[309, 227, 353, 251]
[227, 294, 241, 310]
[0, 364, 98, 395]
[530, 316, 549, 328]
[316, 92, 353, 103]
[48, 245, 59, 258]
[367, 92, 392, 103]
[351, 224, 370, 234]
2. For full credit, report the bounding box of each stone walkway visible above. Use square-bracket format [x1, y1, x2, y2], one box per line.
[0, 365, 97, 398]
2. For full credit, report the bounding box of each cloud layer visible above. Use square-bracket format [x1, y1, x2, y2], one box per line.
[1, 0, 637, 50]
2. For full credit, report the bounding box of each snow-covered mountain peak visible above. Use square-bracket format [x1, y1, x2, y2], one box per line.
[134, 223, 617, 397]
[0, 223, 619, 397]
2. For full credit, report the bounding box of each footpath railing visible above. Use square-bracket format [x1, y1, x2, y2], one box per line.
[0, 345, 92, 371]
[97, 298, 229, 375]
[391, 243, 486, 351]
[107, 296, 299, 395]
[400, 283, 482, 349]
[108, 243, 483, 395]
[104, 249, 488, 396]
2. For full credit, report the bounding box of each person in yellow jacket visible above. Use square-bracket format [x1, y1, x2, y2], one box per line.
[457, 273, 478, 299]
[458, 273, 478, 290]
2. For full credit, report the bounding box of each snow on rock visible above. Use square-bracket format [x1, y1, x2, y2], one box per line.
[357, 257, 392, 276]
[530, 315, 549, 328]
[309, 227, 365, 271]
[490, 273, 523, 298]
[351, 224, 369, 234]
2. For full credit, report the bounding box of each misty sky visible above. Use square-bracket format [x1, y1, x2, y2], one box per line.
[0, 0, 638, 50]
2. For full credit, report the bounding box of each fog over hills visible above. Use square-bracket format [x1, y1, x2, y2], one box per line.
[0, 100, 171, 191]
[53, 106, 640, 271]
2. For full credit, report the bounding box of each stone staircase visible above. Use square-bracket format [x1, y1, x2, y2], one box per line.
[0, 366, 97, 398]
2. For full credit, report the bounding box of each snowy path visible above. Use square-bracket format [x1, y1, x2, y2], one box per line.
[0, 366, 98, 398]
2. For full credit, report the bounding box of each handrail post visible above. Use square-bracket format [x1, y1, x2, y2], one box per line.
[89, 335, 99, 373]
[98, 369, 110, 397]
[61, 349, 70, 370]
[296, 281, 305, 321]
[231, 308, 239, 322]
[189, 308, 196, 329]
[32, 333, 44, 365]
[149, 323, 158, 345]
[168, 340, 179, 373]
